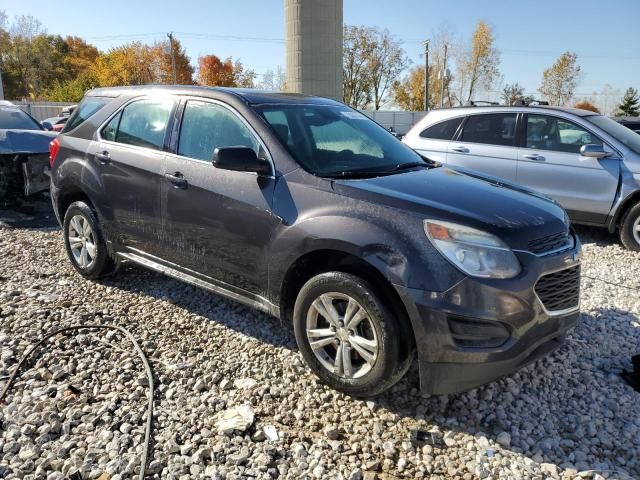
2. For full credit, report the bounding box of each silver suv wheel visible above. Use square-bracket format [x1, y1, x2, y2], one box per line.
[305, 292, 379, 379]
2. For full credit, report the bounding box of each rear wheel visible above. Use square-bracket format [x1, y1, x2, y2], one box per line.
[293, 271, 411, 397]
[619, 203, 640, 252]
[63, 201, 115, 278]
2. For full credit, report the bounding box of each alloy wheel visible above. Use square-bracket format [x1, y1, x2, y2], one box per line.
[305, 292, 379, 379]
[633, 216, 640, 245]
[68, 214, 97, 270]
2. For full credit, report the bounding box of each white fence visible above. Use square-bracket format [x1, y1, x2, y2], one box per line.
[362, 110, 427, 135]
[11, 100, 427, 133]
[10, 101, 75, 121]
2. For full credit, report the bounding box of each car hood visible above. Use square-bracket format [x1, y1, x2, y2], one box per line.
[0, 129, 57, 155]
[332, 166, 571, 251]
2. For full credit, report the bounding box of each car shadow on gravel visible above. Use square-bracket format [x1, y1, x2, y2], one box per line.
[0, 195, 59, 230]
[99, 264, 299, 350]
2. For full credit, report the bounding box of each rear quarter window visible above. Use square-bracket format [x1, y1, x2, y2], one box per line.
[61, 97, 109, 133]
[419, 117, 463, 140]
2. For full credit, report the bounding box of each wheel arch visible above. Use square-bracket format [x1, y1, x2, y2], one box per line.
[279, 249, 416, 355]
[609, 190, 640, 233]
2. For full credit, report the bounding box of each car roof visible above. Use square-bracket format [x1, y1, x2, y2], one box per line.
[425, 105, 600, 118]
[85, 85, 342, 106]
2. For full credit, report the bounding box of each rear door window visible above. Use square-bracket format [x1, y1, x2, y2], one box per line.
[526, 114, 602, 154]
[419, 117, 463, 140]
[105, 99, 174, 150]
[460, 113, 517, 146]
[62, 97, 109, 133]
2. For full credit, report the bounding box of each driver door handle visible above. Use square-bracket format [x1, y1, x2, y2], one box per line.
[523, 154, 546, 161]
[451, 146, 469, 153]
[164, 172, 188, 189]
[95, 151, 111, 164]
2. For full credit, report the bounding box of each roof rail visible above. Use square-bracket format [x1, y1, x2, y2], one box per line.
[465, 100, 500, 107]
[513, 98, 549, 106]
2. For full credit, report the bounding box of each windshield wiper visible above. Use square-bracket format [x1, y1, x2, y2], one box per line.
[322, 162, 430, 179]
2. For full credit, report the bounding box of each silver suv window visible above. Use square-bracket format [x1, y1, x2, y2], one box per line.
[419, 117, 463, 140]
[526, 114, 602, 154]
[460, 113, 517, 146]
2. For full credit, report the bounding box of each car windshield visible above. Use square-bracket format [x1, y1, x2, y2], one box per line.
[256, 104, 426, 177]
[586, 115, 640, 155]
[0, 107, 43, 130]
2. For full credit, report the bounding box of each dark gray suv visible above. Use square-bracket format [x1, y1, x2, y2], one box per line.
[50, 86, 581, 396]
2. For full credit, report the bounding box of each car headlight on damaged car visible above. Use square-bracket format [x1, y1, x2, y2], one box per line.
[424, 220, 521, 279]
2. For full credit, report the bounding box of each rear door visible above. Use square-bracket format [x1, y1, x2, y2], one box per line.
[516, 113, 620, 223]
[94, 97, 175, 254]
[161, 98, 280, 294]
[446, 112, 519, 181]
[405, 116, 463, 163]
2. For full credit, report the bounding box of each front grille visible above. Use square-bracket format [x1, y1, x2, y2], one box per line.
[528, 231, 573, 255]
[535, 265, 580, 313]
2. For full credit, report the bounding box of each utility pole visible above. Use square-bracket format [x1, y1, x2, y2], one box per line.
[423, 40, 429, 111]
[440, 43, 448, 108]
[167, 32, 177, 84]
[0, 69, 4, 101]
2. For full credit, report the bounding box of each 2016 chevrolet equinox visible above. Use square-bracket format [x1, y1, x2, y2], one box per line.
[50, 86, 581, 396]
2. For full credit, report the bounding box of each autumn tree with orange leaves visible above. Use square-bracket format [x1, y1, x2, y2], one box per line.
[197, 54, 256, 88]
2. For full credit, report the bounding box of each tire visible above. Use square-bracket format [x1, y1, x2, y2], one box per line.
[293, 271, 411, 397]
[619, 202, 640, 252]
[63, 201, 115, 279]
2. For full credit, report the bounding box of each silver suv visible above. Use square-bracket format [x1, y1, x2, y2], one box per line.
[404, 105, 640, 250]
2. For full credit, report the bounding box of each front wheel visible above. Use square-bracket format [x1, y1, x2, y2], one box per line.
[619, 203, 640, 252]
[293, 272, 411, 397]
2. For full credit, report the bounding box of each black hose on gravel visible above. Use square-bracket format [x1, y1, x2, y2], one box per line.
[0, 325, 154, 480]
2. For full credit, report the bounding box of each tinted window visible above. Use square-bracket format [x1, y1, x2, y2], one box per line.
[256, 105, 424, 177]
[62, 97, 109, 133]
[101, 111, 121, 142]
[420, 117, 463, 140]
[0, 107, 42, 130]
[460, 113, 517, 146]
[115, 99, 174, 150]
[526, 115, 602, 154]
[178, 101, 259, 162]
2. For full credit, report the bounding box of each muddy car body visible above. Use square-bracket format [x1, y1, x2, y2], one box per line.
[50, 86, 581, 396]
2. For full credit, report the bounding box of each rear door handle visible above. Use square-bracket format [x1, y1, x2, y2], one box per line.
[451, 146, 469, 153]
[164, 172, 188, 189]
[523, 154, 545, 161]
[95, 151, 111, 164]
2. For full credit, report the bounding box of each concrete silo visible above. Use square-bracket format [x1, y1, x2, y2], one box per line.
[284, 0, 343, 100]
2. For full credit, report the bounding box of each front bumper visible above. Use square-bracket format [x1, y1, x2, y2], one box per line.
[397, 238, 581, 395]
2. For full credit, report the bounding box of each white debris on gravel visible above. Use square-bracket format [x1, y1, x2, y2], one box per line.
[0, 223, 639, 479]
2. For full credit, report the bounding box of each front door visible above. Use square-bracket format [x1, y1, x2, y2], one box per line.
[446, 112, 519, 181]
[516, 113, 620, 223]
[161, 99, 280, 295]
[94, 97, 175, 255]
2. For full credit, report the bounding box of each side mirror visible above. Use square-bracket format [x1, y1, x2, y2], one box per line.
[41, 121, 53, 131]
[580, 144, 611, 158]
[212, 146, 271, 175]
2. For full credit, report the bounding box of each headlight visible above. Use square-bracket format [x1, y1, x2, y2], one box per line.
[424, 220, 521, 279]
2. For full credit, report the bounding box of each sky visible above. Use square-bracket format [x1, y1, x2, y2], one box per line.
[2, 0, 639, 109]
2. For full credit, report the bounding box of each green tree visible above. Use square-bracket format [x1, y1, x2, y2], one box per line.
[538, 52, 580, 106]
[615, 87, 640, 116]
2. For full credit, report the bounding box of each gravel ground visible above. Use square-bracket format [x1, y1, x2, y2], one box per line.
[0, 204, 639, 480]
